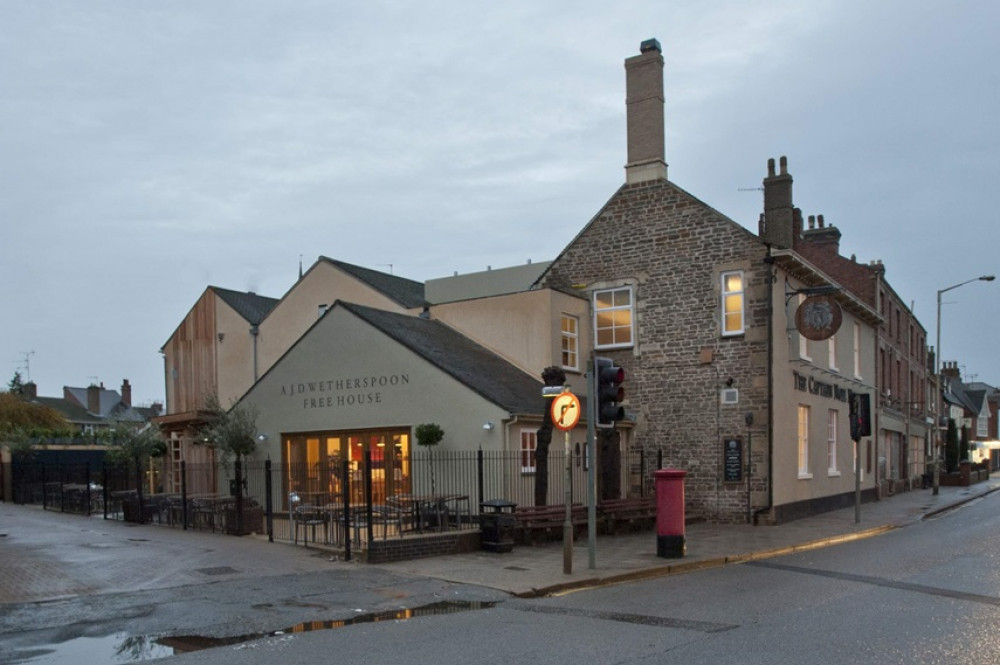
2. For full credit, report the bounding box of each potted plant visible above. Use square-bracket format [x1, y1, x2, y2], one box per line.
[415, 423, 444, 498]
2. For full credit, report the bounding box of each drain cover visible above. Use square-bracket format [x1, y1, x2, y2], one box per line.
[195, 567, 239, 576]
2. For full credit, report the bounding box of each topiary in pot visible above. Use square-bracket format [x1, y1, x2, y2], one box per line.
[415, 423, 444, 496]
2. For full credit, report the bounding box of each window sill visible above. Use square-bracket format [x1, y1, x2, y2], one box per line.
[827, 470, 841, 477]
[798, 472, 813, 480]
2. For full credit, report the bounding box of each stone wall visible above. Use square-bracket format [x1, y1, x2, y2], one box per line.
[542, 178, 770, 523]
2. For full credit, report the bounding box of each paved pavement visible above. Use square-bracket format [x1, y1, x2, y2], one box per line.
[2, 480, 998, 604]
[375, 479, 1000, 597]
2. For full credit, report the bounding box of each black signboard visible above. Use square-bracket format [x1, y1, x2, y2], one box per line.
[723, 437, 743, 482]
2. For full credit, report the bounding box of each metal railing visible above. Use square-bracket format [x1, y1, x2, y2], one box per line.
[8, 448, 659, 553]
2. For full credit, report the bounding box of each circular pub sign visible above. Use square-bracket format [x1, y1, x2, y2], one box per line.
[550, 391, 582, 431]
[795, 294, 843, 341]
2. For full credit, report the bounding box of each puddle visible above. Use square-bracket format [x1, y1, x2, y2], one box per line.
[14, 600, 496, 664]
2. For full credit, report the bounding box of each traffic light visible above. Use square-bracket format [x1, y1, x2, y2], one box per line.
[595, 356, 625, 427]
[849, 391, 871, 441]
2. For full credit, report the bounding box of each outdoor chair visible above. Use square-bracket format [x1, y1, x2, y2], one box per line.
[293, 504, 329, 546]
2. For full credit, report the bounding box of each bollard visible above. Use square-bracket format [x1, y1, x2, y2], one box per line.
[654, 469, 686, 558]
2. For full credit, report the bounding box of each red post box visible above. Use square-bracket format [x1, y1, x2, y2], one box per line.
[654, 468, 686, 558]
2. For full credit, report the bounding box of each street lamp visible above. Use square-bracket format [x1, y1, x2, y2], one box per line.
[933, 274, 995, 495]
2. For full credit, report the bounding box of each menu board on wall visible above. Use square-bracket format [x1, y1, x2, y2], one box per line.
[723, 437, 743, 482]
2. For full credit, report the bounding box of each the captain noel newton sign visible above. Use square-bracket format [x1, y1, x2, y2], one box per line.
[280, 374, 410, 409]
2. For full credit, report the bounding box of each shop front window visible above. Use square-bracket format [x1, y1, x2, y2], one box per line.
[284, 428, 410, 508]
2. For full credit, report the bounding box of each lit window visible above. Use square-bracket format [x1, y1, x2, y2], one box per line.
[561, 315, 579, 370]
[594, 287, 633, 348]
[721, 271, 745, 336]
[798, 405, 812, 479]
[827, 409, 839, 475]
[521, 430, 537, 474]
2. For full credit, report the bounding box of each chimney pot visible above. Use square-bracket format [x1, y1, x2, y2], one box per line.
[639, 38, 662, 54]
[818, 214, 825, 228]
[808, 215, 816, 229]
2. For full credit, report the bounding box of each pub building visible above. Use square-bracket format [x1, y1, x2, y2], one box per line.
[241, 300, 585, 508]
[159, 42, 900, 533]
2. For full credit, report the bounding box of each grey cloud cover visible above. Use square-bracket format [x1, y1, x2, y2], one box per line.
[1, 0, 997, 403]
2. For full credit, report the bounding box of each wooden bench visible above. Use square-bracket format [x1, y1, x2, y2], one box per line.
[598, 497, 657, 534]
[514, 504, 587, 545]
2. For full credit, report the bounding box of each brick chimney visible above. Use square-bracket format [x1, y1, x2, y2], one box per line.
[87, 384, 101, 414]
[24, 381, 37, 399]
[800, 214, 842, 255]
[121, 379, 132, 407]
[941, 361, 962, 382]
[758, 156, 798, 249]
[624, 38, 667, 184]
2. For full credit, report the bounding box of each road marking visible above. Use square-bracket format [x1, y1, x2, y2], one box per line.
[515, 604, 739, 633]
[748, 561, 1000, 606]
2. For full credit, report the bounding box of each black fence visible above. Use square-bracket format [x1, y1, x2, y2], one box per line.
[8, 447, 661, 553]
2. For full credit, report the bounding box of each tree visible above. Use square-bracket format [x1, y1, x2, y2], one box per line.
[105, 419, 166, 523]
[199, 395, 259, 464]
[0, 392, 67, 436]
[7, 371, 25, 395]
[1, 427, 35, 462]
[105, 420, 166, 467]
[534, 366, 566, 507]
[945, 418, 960, 473]
[198, 395, 260, 533]
[415, 422, 444, 496]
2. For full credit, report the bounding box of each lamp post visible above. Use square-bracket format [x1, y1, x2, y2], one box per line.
[933, 274, 995, 495]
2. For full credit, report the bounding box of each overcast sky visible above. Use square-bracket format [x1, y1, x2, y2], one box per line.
[2, 1, 997, 406]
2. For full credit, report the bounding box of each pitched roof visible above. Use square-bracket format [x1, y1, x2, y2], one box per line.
[212, 287, 279, 325]
[322, 257, 427, 309]
[63, 386, 146, 422]
[339, 301, 543, 415]
[33, 396, 103, 426]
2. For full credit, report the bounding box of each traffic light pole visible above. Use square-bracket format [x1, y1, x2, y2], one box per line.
[587, 359, 597, 570]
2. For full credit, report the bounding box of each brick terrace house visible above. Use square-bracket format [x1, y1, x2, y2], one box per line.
[537, 40, 883, 524]
[793, 218, 931, 495]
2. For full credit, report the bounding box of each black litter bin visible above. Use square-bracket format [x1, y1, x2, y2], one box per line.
[480, 499, 517, 553]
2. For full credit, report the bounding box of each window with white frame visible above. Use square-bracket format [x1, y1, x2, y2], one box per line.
[520, 430, 537, 474]
[721, 271, 745, 336]
[561, 315, 579, 371]
[853, 322, 862, 378]
[594, 287, 633, 348]
[798, 295, 811, 360]
[798, 404, 812, 478]
[828, 333, 839, 371]
[827, 409, 840, 475]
